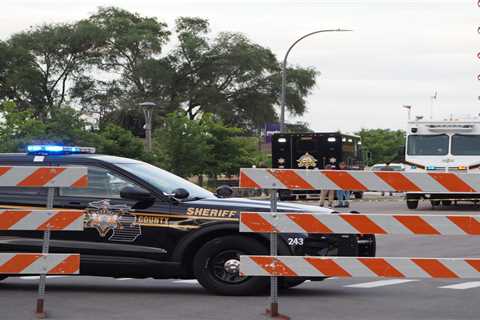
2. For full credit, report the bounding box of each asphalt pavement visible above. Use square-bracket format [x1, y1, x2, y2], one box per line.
[1, 198, 480, 320]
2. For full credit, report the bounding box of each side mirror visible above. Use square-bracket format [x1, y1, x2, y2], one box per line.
[120, 186, 154, 201]
[171, 188, 189, 200]
[216, 185, 233, 198]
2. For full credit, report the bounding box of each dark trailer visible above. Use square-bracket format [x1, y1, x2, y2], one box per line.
[271, 132, 365, 200]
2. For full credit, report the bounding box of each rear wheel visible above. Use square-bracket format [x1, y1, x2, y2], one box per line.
[407, 200, 419, 210]
[193, 235, 268, 296]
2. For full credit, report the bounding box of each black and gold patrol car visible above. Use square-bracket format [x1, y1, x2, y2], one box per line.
[0, 146, 375, 295]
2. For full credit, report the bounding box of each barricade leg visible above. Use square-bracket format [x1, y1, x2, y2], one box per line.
[36, 187, 54, 319]
[264, 190, 289, 320]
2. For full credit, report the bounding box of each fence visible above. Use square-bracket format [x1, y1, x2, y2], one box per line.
[0, 166, 87, 318]
[239, 168, 480, 319]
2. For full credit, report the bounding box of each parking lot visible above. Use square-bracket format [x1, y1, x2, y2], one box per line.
[2, 199, 479, 320]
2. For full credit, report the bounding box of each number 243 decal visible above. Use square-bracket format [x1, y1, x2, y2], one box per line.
[287, 237, 304, 246]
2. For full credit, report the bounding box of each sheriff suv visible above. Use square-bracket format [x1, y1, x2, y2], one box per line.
[0, 146, 376, 295]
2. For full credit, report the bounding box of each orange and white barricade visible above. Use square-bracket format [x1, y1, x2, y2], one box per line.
[0, 253, 80, 275]
[0, 166, 87, 318]
[240, 168, 480, 193]
[240, 211, 480, 235]
[238, 168, 480, 319]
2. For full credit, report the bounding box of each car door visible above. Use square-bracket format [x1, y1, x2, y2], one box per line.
[53, 164, 173, 263]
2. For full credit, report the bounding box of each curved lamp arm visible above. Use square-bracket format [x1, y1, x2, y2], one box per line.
[280, 29, 352, 132]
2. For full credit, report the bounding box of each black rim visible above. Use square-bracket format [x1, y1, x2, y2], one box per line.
[209, 249, 247, 284]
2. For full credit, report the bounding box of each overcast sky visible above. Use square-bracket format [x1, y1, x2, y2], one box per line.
[1, 0, 478, 132]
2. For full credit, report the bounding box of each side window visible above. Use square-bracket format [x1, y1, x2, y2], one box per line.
[0, 187, 47, 196]
[60, 166, 146, 199]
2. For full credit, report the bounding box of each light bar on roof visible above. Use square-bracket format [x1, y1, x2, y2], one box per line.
[27, 145, 96, 155]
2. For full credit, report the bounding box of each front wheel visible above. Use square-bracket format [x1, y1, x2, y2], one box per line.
[193, 235, 268, 296]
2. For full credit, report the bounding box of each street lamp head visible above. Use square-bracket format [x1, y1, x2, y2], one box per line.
[402, 105, 412, 110]
[139, 102, 157, 108]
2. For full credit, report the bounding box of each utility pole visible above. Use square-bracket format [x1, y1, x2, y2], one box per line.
[139, 102, 157, 152]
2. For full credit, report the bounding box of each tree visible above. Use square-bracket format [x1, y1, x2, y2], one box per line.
[356, 129, 405, 165]
[87, 7, 170, 99]
[96, 124, 145, 158]
[144, 17, 317, 130]
[202, 114, 259, 178]
[9, 21, 103, 119]
[71, 7, 172, 131]
[0, 101, 46, 152]
[154, 113, 265, 179]
[153, 113, 211, 177]
[286, 121, 313, 133]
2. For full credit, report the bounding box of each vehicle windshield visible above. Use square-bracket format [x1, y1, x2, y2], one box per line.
[117, 162, 214, 200]
[451, 134, 480, 155]
[407, 134, 449, 156]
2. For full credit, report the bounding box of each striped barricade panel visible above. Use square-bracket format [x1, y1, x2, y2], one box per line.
[0, 166, 88, 188]
[0, 253, 80, 274]
[240, 212, 480, 235]
[240, 256, 480, 279]
[239, 168, 480, 192]
[0, 210, 85, 231]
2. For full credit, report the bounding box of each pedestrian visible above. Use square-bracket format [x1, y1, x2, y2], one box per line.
[335, 162, 350, 208]
[319, 163, 335, 208]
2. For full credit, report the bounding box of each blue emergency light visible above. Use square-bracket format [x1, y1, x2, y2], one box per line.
[26, 145, 96, 155]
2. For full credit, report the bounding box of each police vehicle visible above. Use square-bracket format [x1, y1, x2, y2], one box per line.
[272, 132, 365, 200]
[0, 145, 376, 295]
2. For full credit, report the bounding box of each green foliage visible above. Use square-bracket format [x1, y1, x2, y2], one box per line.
[202, 114, 255, 177]
[8, 21, 104, 118]
[162, 18, 317, 129]
[95, 124, 145, 158]
[0, 101, 46, 152]
[154, 113, 210, 177]
[356, 129, 405, 166]
[286, 121, 313, 133]
[154, 113, 265, 178]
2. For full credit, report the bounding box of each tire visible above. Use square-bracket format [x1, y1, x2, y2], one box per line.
[193, 235, 268, 296]
[407, 200, 419, 210]
[353, 192, 363, 199]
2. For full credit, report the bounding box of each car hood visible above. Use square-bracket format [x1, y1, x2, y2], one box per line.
[184, 197, 333, 214]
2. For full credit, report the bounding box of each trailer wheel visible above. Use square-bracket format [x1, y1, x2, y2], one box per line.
[407, 200, 419, 210]
[353, 192, 364, 199]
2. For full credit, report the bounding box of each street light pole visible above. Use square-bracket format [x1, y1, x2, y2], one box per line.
[139, 102, 157, 152]
[402, 105, 412, 121]
[280, 29, 352, 132]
